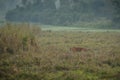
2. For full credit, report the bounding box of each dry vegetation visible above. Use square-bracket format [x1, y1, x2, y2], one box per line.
[0, 24, 120, 80]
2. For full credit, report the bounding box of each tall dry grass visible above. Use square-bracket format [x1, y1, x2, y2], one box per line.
[0, 25, 120, 80]
[0, 23, 41, 54]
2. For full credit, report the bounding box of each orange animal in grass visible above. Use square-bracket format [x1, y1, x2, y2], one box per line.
[70, 47, 88, 52]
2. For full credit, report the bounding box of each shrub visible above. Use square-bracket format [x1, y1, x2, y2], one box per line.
[0, 23, 41, 54]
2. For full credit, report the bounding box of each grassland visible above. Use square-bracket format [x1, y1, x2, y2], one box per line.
[0, 24, 120, 80]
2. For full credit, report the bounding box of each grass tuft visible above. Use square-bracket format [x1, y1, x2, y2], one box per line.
[0, 23, 41, 54]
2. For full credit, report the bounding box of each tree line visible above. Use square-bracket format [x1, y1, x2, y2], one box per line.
[5, 0, 120, 28]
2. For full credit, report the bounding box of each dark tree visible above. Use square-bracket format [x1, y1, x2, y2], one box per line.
[110, 0, 120, 23]
[22, 0, 28, 6]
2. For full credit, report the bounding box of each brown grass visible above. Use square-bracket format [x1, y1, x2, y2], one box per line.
[0, 23, 41, 54]
[0, 24, 120, 80]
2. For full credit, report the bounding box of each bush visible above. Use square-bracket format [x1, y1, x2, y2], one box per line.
[73, 17, 114, 29]
[0, 23, 41, 54]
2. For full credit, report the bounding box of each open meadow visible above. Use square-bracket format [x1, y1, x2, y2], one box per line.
[0, 24, 120, 80]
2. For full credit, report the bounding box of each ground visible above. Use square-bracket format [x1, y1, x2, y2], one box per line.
[0, 26, 120, 80]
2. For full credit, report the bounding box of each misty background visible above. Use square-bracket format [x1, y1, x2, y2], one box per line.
[0, 0, 120, 29]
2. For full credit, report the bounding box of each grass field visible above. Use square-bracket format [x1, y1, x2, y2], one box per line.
[0, 24, 120, 80]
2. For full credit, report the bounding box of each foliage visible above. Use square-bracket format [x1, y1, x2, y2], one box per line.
[73, 17, 114, 29]
[5, 0, 120, 28]
[0, 27, 120, 80]
[0, 23, 40, 54]
[110, 0, 120, 23]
